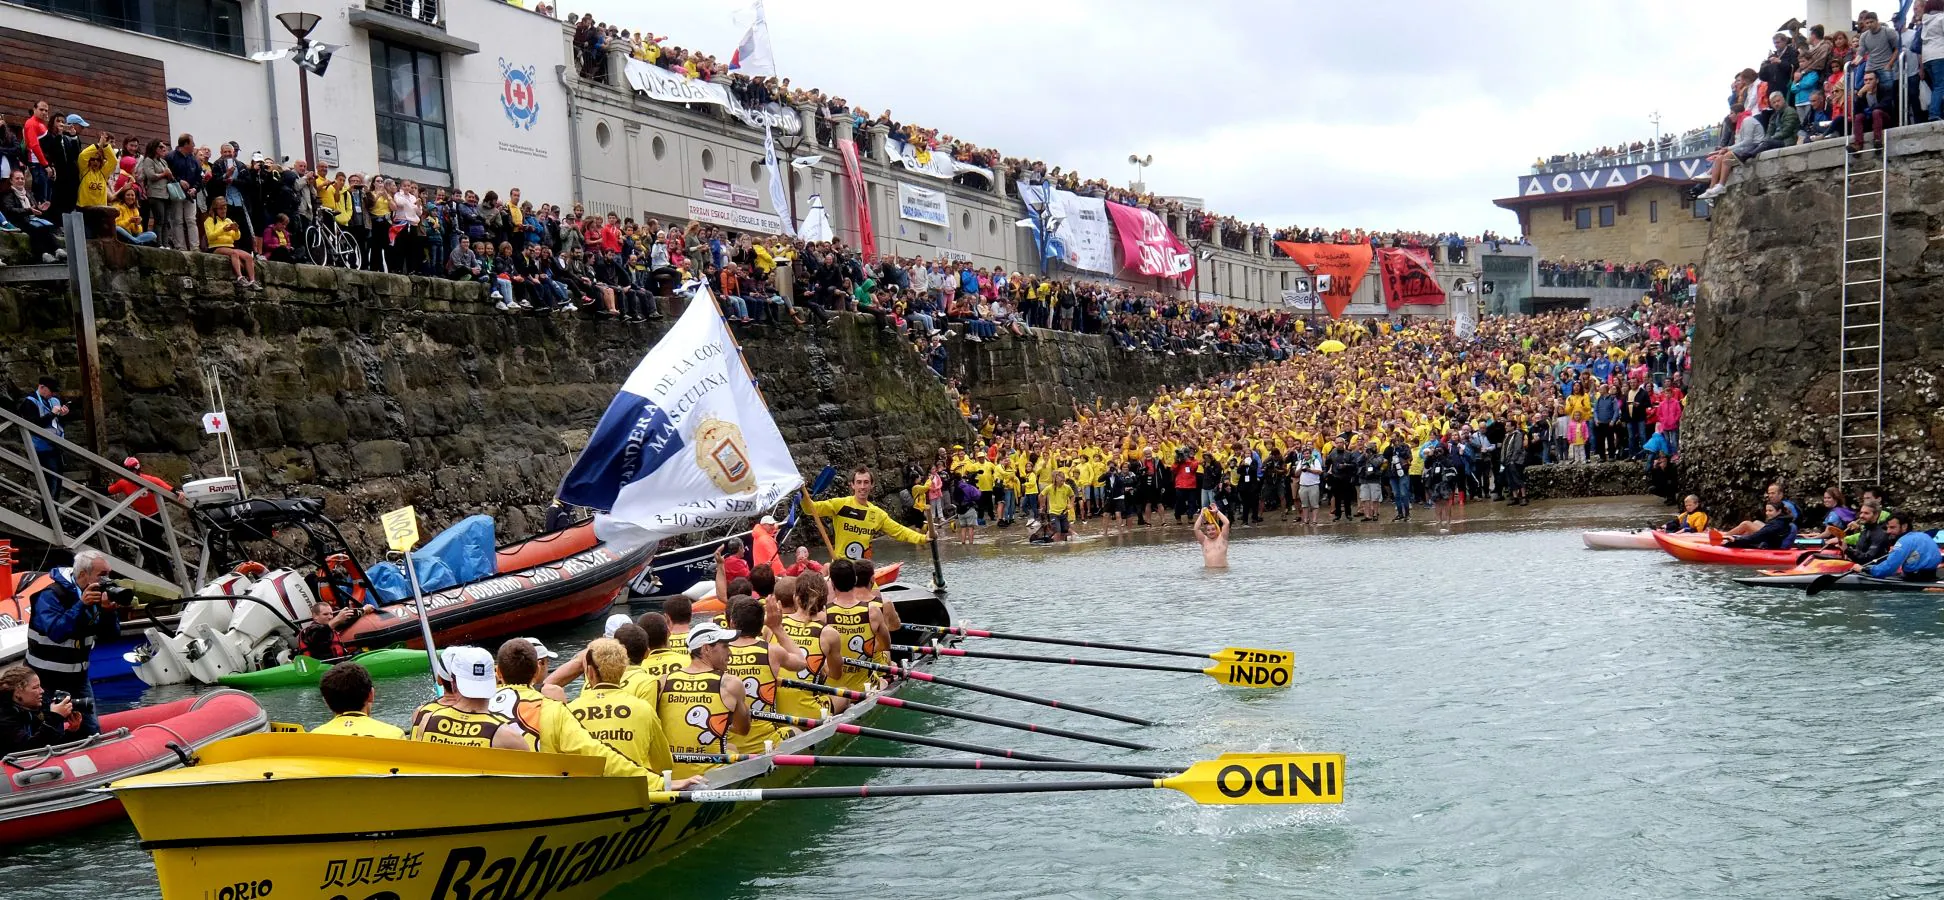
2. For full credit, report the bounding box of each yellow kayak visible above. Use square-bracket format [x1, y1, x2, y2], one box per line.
[111, 586, 955, 900]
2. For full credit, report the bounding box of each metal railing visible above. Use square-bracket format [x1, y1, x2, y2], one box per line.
[368, 0, 440, 26]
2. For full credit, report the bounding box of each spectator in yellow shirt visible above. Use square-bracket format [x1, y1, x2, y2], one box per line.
[203, 196, 257, 286]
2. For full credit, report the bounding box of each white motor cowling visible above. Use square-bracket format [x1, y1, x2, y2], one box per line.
[129, 571, 258, 687]
[187, 569, 316, 684]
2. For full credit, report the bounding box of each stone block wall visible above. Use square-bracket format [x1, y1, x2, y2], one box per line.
[951, 328, 1245, 425]
[1, 245, 973, 554]
[1687, 127, 1944, 521]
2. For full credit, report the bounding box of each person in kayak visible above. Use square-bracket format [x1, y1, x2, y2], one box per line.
[0, 663, 89, 754]
[808, 466, 931, 560]
[1661, 495, 1709, 533]
[1836, 498, 1892, 563]
[1724, 502, 1795, 550]
[1724, 483, 1801, 540]
[313, 662, 404, 739]
[1816, 487, 1857, 538]
[1864, 514, 1941, 582]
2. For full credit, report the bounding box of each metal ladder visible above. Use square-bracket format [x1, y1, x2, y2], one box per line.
[1838, 140, 1888, 489]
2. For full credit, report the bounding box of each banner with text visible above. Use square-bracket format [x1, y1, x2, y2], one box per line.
[1378, 247, 1446, 310]
[1104, 201, 1194, 282]
[837, 137, 877, 261]
[888, 137, 995, 185]
[896, 182, 950, 226]
[624, 59, 802, 134]
[703, 178, 761, 210]
[1273, 242, 1374, 319]
[687, 198, 784, 235]
[1017, 182, 1114, 274]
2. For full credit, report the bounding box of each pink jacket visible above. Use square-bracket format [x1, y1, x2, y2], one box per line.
[1657, 394, 1683, 428]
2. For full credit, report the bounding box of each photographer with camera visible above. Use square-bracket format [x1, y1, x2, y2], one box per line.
[299, 597, 361, 661]
[24, 549, 120, 736]
[0, 663, 94, 754]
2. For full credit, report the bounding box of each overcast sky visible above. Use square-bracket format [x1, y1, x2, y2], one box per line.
[575, 0, 1804, 235]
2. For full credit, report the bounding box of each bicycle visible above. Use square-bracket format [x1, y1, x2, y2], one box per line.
[304, 215, 364, 270]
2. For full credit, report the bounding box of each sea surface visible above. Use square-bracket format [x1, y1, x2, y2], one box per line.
[8, 496, 1944, 899]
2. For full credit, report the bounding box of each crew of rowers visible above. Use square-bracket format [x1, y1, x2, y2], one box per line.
[1657, 481, 1940, 581]
[307, 557, 906, 787]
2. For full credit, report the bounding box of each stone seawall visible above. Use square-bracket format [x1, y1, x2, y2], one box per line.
[1688, 126, 1944, 521]
[0, 245, 1255, 554]
[952, 330, 1244, 425]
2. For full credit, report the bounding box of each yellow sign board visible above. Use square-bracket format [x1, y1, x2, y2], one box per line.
[1202, 648, 1295, 688]
[1163, 754, 1344, 805]
[381, 506, 420, 552]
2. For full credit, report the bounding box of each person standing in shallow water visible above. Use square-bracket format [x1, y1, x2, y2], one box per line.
[1197, 505, 1229, 569]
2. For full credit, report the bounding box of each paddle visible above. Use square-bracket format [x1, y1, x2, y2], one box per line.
[649, 753, 1346, 806]
[783, 678, 1153, 750]
[751, 710, 1073, 761]
[904, 623, 1290, 664]
[894, 644, 1294, 689]
[771, 754, 1176, 778]
[1804, 573, 1842, 596]
[847, 657, 1157, 726]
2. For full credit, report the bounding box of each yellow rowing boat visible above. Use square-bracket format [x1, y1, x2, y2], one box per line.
[110, 586, 955, 900]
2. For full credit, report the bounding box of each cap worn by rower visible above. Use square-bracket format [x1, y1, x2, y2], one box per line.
[603, 613, 631, 639]
[685, 622, 737, 653]
[447, 646, 498, 699]
[523, 637, 559, 659]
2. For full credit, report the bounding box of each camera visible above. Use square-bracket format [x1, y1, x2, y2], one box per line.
[101, 580, 136, 607]
[50, 690, 70, 706]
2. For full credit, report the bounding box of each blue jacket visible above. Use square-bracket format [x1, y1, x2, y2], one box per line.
[1594, 395, 1622, 424]
[1868, 531, 1942, 578]
[29, 567, 110, 644]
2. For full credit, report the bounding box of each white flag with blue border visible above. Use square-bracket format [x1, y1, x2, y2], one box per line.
[558, 286, 801, 544]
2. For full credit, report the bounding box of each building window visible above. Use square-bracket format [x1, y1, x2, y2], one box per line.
[1649, 200, 1659, 223]
[701, 148, 714, 172]
[1574, 208, 1592, 230]
[19, 0, 246, 55]
[1598, 205, 1615, 227]
[371, 39, 449, 172]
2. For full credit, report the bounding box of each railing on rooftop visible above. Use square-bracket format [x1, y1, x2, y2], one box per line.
[369, 0, 441, 27]
[1532, 127, 1722, 174]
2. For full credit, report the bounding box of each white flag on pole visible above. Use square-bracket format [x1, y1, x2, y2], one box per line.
[764, 123, 796, 237]
[728, 1, 778, 78]
[202, 412, 231, 434]
[799, 194, 833, 242]
[557, 286, 802, 544]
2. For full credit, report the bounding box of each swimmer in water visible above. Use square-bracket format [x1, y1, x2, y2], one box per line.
[1196, 505, 1229, 569]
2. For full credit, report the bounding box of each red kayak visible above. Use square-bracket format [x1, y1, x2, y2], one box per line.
[0, 688, 267, 844]
[1652, 530, 1818, 567]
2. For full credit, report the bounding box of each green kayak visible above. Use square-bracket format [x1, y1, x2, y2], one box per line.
[218, 648, 430, 689]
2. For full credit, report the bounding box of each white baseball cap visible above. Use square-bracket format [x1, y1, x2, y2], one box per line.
[447, 646, 498, 699]
[685, 622, 737, 653]
[603, 614, 632, 638]
[523, 637, 559, 660]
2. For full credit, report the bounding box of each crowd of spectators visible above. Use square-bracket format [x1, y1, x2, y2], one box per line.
[1531, 126, 1723, 174]
[1538, 260, 1701, 296]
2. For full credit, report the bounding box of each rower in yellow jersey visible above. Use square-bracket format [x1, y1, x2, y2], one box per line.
[409, 646, 511, 748]
[808, 466, 930, 561]
[655, 623, 750, 780]
[565, 638, 675, 775]
[823, 561, 887, 697]
[722, 596, 807, 753]
[853, 558, 899, 668]
[487, 639, 693, 788]
[627, 613, 691, 703]
[776, 571, 846, 715]
[311, 662, 404, 739]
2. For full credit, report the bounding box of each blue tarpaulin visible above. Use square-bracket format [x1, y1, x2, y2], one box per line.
[365, 514, 499, 604]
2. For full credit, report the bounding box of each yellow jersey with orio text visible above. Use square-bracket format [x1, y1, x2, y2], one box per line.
[778, 615, 832, 718]
[657, 670, 734, 779]
[410, 703, 509, 749]
[808, 496, 928, 560]
[726, 642, 793, 754]
[497, 685, 665, 786]
[567, 685, 674, 775]
[825, 602, 876, 693]
[628, 647, 691, 703]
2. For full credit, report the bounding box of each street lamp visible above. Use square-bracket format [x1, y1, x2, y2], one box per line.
[277, 11, 322, 168]
[774, 127, 805, 226]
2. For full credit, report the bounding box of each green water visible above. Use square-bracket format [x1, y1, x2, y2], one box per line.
[9, 497, 1944, 898]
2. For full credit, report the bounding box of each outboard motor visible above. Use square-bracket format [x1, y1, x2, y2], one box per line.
[187, 569, 317, 684]
[129, 570, 257, 687]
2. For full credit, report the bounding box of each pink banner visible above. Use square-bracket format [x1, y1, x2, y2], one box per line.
[1104, 201, 1193, 282]
[836, 137, 877, 262]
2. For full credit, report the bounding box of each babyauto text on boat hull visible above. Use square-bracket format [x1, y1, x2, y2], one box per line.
[110, 586, 952, 900]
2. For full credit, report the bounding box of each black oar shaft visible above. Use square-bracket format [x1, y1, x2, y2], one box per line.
[772, 754, 1180, 777]
[850, 657, 1157, 726]
[752, 710, 1073, 762]
[664, 779, 1157, 804]
[781, 678, 1153, 751]
[895, 644, 1209, 675]
[671, 753, 764, 765]
[906, 623, 1212, 660]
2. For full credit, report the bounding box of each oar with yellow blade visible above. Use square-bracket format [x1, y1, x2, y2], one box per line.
[783, 678, 1154, 750]
[847, 656, 1157, 726]
[751, 710, 1073, 761]
[905, 623, 1289, 666]
[895, 644, 1294, 689]
[648, 753, 1345, 806]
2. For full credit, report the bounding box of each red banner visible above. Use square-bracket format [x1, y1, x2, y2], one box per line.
[836, 136, 876, 261]
[1378, 248, 1445, 310]
[1104, 201, 1194, 283]
[1272, 242, 1373, 318]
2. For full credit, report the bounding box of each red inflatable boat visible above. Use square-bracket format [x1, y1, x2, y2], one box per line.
[0, 689, 267, 844]
[1652, 530, 1821, 567]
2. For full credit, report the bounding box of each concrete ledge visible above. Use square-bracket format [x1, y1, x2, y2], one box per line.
[1525, 460, 1653, 500]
